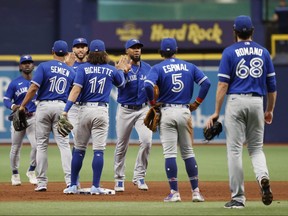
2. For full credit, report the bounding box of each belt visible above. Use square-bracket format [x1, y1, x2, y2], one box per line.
[121, 103, 147, 110]
[161, 103, 189, 108]
[236, 93, 262, 97]
[39, 100, 64, 103]
[80, 102, 107, 107]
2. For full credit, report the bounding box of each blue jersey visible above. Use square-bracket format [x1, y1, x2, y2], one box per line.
[146, 58, 209, 104]
[117, 61, 151, 105]
[74, 63, 125, 103]
[3, 76, 37, 112]
[32, 60, 76, 102]
[73, 61, 84, 70]
[218, 41, 276, 95]
[72, 61, 85, 102]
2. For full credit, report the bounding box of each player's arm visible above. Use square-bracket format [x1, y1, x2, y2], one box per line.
[19, 83, 39, 112]
[265, 91, 277, 124]
[206, 81, 228, 128]
[62, 85, 81, 116]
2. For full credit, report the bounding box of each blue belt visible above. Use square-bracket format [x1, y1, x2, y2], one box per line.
[121, 103, 147, 110]
[80, 102, 107, 107]
[161, 104, 189, 108]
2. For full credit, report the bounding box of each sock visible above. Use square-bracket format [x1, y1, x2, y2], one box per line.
[28, 165, 36, 172]
[12, 170, 18, 175]
[165, 157, 178, 191]
[184, 157, 199, 190]
[92, 150, 104, 188]
[71, 149, 86, 186]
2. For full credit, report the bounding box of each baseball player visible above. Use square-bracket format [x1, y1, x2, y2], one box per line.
[63, 40, 127, 194]
[114, 39, 152, 192]
[3, 55, 37, 186]
[68, 37, 89, 188]
[19, 40, 76, 191]
[206, 16, 277, 208]
[144, 38, 211, 202]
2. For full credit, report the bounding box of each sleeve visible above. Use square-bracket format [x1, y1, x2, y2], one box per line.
[31, 63, 44, 87]
[3, 82, 15, 109]
[113, 69, 125, 89]
[218, 50, 231, 83]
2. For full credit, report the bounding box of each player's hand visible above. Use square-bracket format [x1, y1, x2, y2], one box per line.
[264, 111, 273, 124]
[65, 52, 76, 67]
[115, 55, 131, 73]
[19, 106, 25, 112]
[12, 104, 20, 112]
[205, 113, 219, 129]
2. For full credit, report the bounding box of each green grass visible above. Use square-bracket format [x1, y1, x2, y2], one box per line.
[0, 144, 287, 182]
[0, 201, 287, 215]
[0, 144, 287, 216]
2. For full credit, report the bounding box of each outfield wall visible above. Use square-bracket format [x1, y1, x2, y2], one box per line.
[0, 58, 286, 144]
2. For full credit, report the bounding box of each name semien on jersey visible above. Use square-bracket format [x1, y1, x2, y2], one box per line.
[51, 66, 70, 77]
[163, 64, 189, 73]
[84, 66, 112, 76]
[235, 47, 263, 57]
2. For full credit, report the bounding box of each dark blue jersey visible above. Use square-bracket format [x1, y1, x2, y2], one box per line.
[3, 76, 37, 112]
[32, 60, 76, 102]
[74, 62, 125, 103]
[117, 61, 151, 105]
[218, 41, 276, 95]
[145, 58, 209, 104]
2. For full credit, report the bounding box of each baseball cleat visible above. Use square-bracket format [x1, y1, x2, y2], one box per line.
[35, 185, 47, 192]
[11, 174, 21, 186]
[26, 171, 37, 185]
[63, 185, 79, 194]
[260, 178, 273, 205]
[134, 179, 148, 191]
[90, 186, 105, 195]
[192, 191, 205, 202]
[224, 200, 245, 209]
[114, 180, 125, 192]
[164, 190, 181, 202]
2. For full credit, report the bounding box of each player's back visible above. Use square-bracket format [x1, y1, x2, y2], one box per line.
[150, 58, 206, 104]
[74, 62, 124, 103]
[219, 41, 274, 96]
[32, 60, 75, 102]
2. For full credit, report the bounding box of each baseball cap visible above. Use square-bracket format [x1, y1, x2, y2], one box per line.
[160, 38, 177, 51]
[233, 15, 254, 32]
[20, 55, 33, 64]
[89, 40, 105, 52]
[125, 39, 143, 49]
[52, 40, 68, 54]
[73, 38, 88, 47]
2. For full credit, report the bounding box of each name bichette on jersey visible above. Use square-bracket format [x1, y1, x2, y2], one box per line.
[235, 46, 263, 57]
[163, 63, 188, 73]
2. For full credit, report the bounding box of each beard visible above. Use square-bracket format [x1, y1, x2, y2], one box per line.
[130, 55, 141, 63]
[22, 69, 33, 75]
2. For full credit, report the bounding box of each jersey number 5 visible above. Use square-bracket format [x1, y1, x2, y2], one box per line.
[172, 73, 184, 92]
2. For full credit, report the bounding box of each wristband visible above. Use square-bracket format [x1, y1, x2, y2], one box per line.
[149, 100, 156, 106]
[64, 100, 74, 112]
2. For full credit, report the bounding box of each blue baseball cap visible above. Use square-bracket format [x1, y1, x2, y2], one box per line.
[52, 40, 68, 54]
[20, 55, 33, 64]
[73, 38, 88, 47]
[125, 39, 143, 49]
[89, 40, 105, 52]
[233, 15, 254, 32]
[160, 38, 177, 51]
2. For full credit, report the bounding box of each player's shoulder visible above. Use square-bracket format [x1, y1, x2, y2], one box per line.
[140, 60, 152, 68]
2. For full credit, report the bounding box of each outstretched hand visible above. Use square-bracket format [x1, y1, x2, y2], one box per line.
[115, 55, 131, 73]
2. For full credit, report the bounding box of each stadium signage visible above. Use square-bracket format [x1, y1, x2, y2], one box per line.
[93, 21, 233, 50]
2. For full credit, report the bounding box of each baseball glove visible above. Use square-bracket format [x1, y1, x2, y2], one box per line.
[144, 106, 161, 132]
[203, 121, 223, 141]
[13, 109, 28, 131]
[57, 115, 74, 137]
